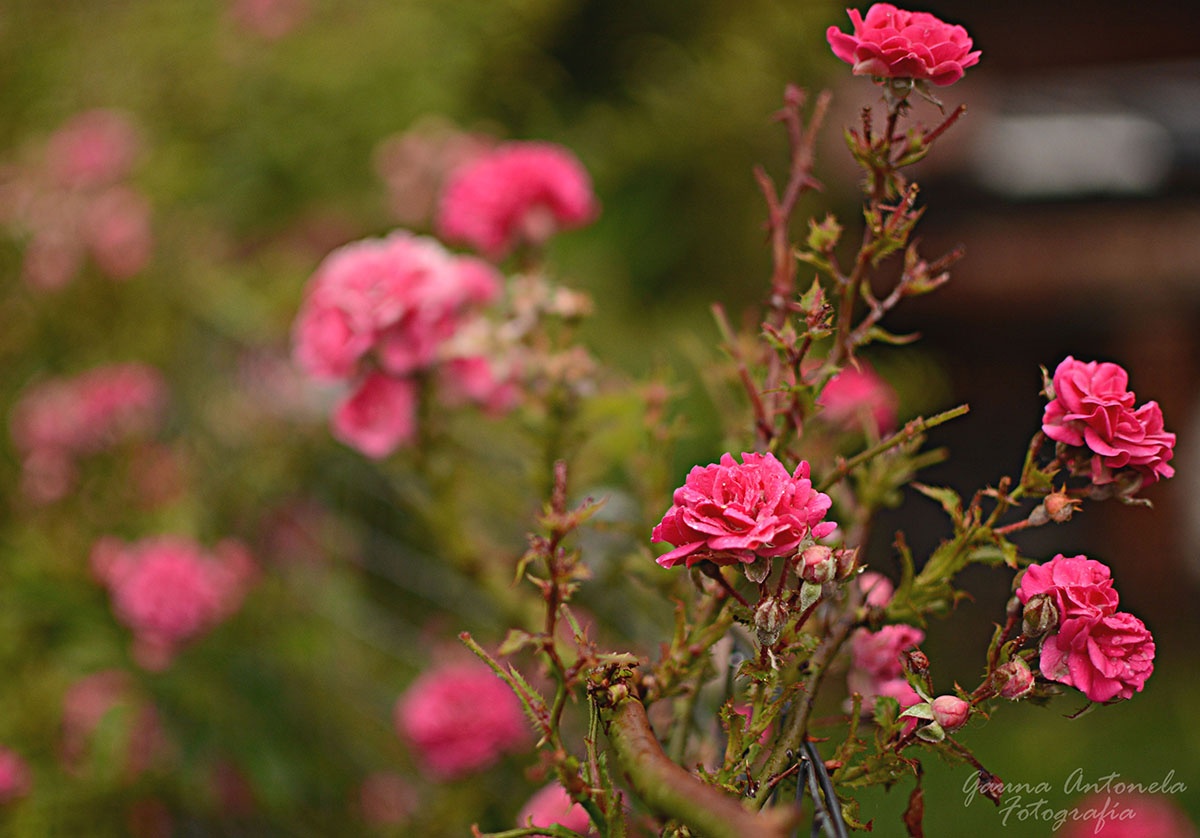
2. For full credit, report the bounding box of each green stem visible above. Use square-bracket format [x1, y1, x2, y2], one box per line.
[817, 403, 970, 492]
[603, 696, 799, 838]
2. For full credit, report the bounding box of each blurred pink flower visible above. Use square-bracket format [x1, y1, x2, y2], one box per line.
[10, 363, 168, 503]
[847, 624, 924, 717]
[1042, 357, 1175, 485]
[517, 782, 591, 835]
[1017, 553, 1118, 623]
[331, 372, 418, 459]
[82, 185, 153, 279]
[1056, 793, 1198, 837]
[44, 109, 140, 189]
[358, 772, 417, 827]
[395, 662, 527, 780]
[817, 363, 898, 434]
[92, 536, 256, 670]
[374, 119, 494, 226]
[1040, 611, 1155, 703]
[651, 453, 835, 569]
[0, 747, 32, 804]
[857, 570, 894, 608]
[292, 231, 516, 456]
[437, 141, 598, 259]
[826, 4, 980, 86]
[227, 0, 309, 40]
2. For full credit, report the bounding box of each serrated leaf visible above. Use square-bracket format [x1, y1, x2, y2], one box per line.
[912, 483, 963, 524]
[498, 628, 538, 656]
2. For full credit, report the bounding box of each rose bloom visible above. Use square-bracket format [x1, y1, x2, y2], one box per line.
[651, 452, 836, 569]
[44, 109, 140, 190]
[1040, 611, 1155, 703]
[857, 570, 895, 608]
[816, 363, 898, 434]
[1017, 554, 1119, 622]
[1056, 793, 1198, 838]
[292, 231, 501, 382]
[395, 662, 527, 780]
[517, 782, 592, 836]
[331, 372, 418, 460]
[92, 536, 256, 670]
[826, 3, 981, 86]
[436, 141, 598, 259]
[1042, 356, 1175, 485]
[0, 747, 31, 804]
[847, 623, 924, 715]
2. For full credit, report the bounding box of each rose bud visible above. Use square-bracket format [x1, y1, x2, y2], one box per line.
[994, 658, 1034, 700]
[930, 695, 970, 732]
[754, 597, 790, 648]
[1021, 593, 1059, 638]
[797, 545, 836, 584]
[834, 546, 859, 581]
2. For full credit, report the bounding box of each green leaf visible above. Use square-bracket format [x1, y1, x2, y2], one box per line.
[912, 483, 963, 525]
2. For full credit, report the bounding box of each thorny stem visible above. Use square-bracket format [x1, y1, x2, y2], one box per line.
[603, 695, 799, 838]
[756, 87, 831, 446]
[751, 589, 862, 809]
[816, 403, 970, 492]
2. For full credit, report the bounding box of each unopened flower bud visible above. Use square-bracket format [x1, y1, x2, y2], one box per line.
[754, 597, 790, 648]
[930, 695, 970, 732]
[994, 658, 1034, 700]
[798, 545, 836, 584]
[1043, 490, 1079, 523]
[1021, 593, 1059, 638]
[834, 546, 859, 581]
[902, 648, 930, 676]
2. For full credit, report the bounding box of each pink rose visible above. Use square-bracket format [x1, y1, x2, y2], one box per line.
[517, 782, 592, 835]
[0, 747, 31, 804]
[1039, 612, 1155, 703]
[395, 663, 527, 780]
[826, 4, 981, 86]
[816, 363, 898, 434]
[44, 109, 140, 190]
[849, 624, 924, 681]
[651, 453, 836, 568]
[1042, 357, 1175, 485]
[92, 536, 256, 670]
[1016, 554, 1118, 622]
[857, 570, 894, 608]
[81, 185, 153, 279]
[331, 373, 418, 459]
[437, 141, 598, 260]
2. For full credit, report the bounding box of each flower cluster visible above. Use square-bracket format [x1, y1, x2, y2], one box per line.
[1042, 356, 1175, 486]
[91, 536, 257, 670]
[10, 363, 168, 504]
[826, 3, 981, 87]
[292, 231, 515, 457]
[651, 452, 836, 568]
[0, 109, 152, 290]
[436, 141, 598, 260]
[1017, 554, 1155, 703]
[394, 662, 528, 780]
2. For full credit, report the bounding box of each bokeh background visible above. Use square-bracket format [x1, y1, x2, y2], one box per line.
[2, 0, 1198, 835]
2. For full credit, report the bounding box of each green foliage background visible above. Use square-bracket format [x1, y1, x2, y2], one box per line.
[0, 1, 1197, 835]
